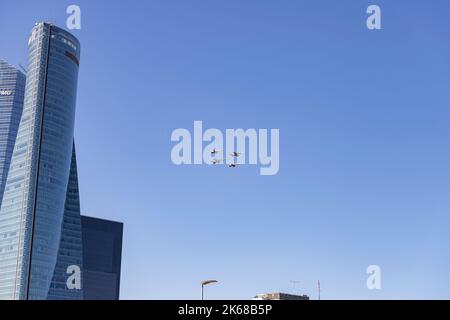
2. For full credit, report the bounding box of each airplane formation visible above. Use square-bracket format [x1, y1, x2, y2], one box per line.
[210, 149, 241, 168]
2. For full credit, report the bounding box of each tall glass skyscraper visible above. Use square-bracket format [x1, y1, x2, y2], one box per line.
[0, 23, 83, 300]
[0, 60, 26, 206]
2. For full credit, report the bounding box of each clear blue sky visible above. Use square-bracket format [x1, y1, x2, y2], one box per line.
[1, 0, 450, 299]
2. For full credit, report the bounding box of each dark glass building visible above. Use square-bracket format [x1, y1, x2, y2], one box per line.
[0, 60, 25, 206]
[81, 216, 123, 300]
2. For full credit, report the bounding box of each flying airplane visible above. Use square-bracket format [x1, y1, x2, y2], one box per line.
[230, 152, 242, 157]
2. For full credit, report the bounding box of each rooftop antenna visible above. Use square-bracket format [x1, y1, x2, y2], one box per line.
[289, 280, 300, 293]
[318, 280, 321, 300]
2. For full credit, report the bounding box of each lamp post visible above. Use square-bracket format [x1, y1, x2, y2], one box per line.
[201, 280, 218, 300]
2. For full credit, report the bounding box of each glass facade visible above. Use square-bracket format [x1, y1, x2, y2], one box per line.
[47, 143, 83, 300]
[81, 216, 123, 300]
[0, 23, 82, 300]
[0, 60, 25, 206]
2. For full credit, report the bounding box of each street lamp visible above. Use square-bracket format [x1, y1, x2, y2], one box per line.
[201, 280, 218, 300]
